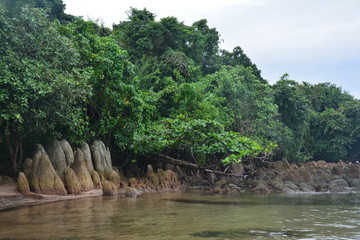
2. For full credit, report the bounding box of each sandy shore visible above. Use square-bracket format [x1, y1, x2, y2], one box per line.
[0, 183, 103, 211]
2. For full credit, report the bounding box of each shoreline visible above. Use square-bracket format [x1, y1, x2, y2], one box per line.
[0, 183, 103, 211]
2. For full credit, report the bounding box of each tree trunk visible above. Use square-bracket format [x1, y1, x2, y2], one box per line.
[6, 133, 24, 174]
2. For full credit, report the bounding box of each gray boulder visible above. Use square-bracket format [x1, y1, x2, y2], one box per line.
[59, 140, 74, 166]
[47, 140, 67, 182]
[329, 178, 349, 192]
[81, 142, 94, 172]
[91, 141, 112, 178]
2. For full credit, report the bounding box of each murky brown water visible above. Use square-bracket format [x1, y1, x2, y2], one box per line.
[0, 191, 359, 240]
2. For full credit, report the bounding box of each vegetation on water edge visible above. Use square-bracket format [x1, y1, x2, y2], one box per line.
[1, 0, 360, 174]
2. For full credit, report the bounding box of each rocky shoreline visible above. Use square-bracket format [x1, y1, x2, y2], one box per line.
[1, 139, 360, 211]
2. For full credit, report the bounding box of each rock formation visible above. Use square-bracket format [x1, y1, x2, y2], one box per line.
[17, 172, 30, 194]
[72, 149, 94, 192]
[59, 140, 74, 166]
[81, 142, 94, 172]
[28, 145, 67, 195]
[47, 140, 67, 182]
[91, 141, 113, 179]
[64, 166, 82, 194]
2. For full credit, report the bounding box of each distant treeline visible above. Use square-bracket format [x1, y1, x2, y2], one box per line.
[1, 0, 360, 174]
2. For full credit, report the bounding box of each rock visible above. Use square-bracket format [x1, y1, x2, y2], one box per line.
[283, 181, 300, 193]
[128, 178, 140, 188]
[329, 178, 349, 192]
[228, 163, 245, 175]
[109, 169, 121, 187]
[91, 141, 112, 179]
[222, 183, 242, 194]
[125, 187, 139, 197]
[269, 178, 285, 192]
[64, 166, 82, 194]
[0, 175, 15, 184]
[59, 140, 74, 166]
[253, 180, 269, 193]
[17, 172, 30, 194]
[47, 140, 67, 182]
[213, 187, 222, 194]
[29, 145, 67, 195]
[91, 170, 102, 189]
[81, 142, 94, 172]
[299, 183, 315, 192]
[102, 180, 117, 196]
[72, 149, 94, 191]
[22, 158, 33, 180]
[347, 178, 360, 189]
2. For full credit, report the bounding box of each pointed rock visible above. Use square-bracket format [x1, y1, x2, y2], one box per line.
[81, 142, 94, 172]
[72, 149, 94, 191]
[29, 145, 67, 195]
[64, 166, 82, 194]
[47, 140, 67, 182]
[59, 140, 74, 166]
[17, 172, 30, 194]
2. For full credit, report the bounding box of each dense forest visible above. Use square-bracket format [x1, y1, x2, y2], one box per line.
[1, 0, 360, 176]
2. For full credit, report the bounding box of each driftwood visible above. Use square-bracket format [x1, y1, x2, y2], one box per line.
[158, 154, 242, 177]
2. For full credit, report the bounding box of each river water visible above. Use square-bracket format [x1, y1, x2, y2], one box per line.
[0, 190, 359, 240]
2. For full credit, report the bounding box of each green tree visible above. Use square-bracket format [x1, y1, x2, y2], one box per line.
[272, 75, 312, 162]
[204, 66, 278, 142]
[0, 6, 90, 172]
[132, 115, 275, 166]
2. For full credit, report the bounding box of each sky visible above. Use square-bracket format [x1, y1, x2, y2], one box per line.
[62, 0, 360, 99]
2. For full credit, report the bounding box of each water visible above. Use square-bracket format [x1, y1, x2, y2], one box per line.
[0, 191, 359, 240]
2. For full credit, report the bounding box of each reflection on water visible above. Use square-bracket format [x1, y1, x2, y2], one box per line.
[0, 191, 359, 240]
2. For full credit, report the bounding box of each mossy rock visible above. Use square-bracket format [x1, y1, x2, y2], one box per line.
[125, 187, 139, 198]
[109, 169, 121, 187]
[91, 170, 102, 189]
[72, 149, 94, 192]
[0, 175, 15, 184]
[64, 166, 82, 195]
[102, 180, 117, 196]
[17, 172, 30, 194]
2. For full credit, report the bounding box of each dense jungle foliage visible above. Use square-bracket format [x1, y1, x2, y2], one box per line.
[1, 0, 360, 174]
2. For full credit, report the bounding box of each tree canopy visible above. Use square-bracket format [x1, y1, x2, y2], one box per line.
[1, 1, 359, 174]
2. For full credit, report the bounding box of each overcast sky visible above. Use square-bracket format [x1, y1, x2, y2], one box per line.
[62, 0, 360, 99]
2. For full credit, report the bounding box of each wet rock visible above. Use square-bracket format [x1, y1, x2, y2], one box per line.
[253, 180, 269, 193]
[29, 145, 67, 195]
[81, 142, 94, 172]
[47, 140, 67, 182]
[347, 178, 360, 189]
[269, 178, 285, 192]
[213, 187, 222, 194]
[125, 187, 139, 197]
[102, 180, 117, 196]
[64, 166, 82, 195]
[59, 140, 74, 166]
[17, 172, 30, 194]
[72, 149, 94, 191]
[283, 181, 300, 193]
[222, 183, 242, 194]
[299, 183, 315, 192]
[91, 141, 112, 179]
[329, 178, 349, 192]
[91, 170, 102, 189]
